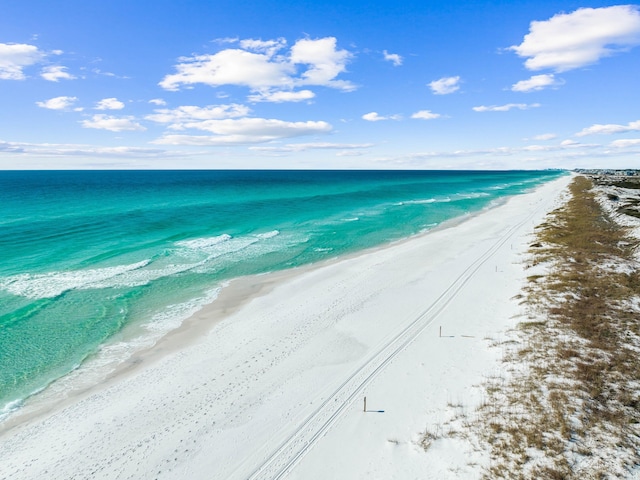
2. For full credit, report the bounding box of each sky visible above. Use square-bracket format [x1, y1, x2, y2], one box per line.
[1, 0, 640, 170]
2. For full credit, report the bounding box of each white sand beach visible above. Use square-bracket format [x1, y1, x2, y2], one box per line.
[0, 175, 572, 480]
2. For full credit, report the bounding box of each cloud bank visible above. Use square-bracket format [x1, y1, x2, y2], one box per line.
[153, 118, 332, 145]
[146, 104, 250, 125]
[82, 115, 146, 132]
[576, 120, 640, 136]
[250, 142, 373, 153]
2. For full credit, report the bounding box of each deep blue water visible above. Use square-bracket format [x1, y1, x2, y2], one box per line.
[0, 169, 565, 419]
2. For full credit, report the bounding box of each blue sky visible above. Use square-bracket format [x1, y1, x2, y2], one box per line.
[1, 0, 639, 169]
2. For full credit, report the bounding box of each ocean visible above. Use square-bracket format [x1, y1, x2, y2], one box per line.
[0, 169, 565, 420]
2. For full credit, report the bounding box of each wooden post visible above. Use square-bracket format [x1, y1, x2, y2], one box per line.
[439, 326, 442, 337]
[364, 396, 367, 412]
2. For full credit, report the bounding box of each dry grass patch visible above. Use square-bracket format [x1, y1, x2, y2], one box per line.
[422, 176, 640, 478]
[483, 176, 640, 478]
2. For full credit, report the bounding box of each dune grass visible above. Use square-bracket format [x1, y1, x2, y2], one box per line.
[422, 176, 640, 478]
[483, 176, 640, 478]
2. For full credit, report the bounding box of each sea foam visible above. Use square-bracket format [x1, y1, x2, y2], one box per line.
[0, 232, 289, 300]
[0, 260, 151, 299]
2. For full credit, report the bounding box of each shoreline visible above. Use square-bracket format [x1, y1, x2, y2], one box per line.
[0, 174, 572, 480]
[0, 180, 545, 432]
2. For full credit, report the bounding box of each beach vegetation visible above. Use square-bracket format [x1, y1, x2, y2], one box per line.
[484, 176, 640, 478]
[422, 175, 640, 478]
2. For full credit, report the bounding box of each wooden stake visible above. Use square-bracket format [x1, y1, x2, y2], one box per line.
[439, 326, 442, 337]
[364, 396, 367, 412]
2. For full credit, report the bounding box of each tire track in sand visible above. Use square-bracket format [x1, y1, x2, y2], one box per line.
[246, 199, 544, 480]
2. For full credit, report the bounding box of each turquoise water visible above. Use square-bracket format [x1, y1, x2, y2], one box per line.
[0, 169, 565, 418]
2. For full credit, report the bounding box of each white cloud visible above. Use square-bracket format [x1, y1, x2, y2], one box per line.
[153, 118, 332, 145]
[383, 50, 403, 66]
[510, 5, 640, 72]
[411, 110, 441, 120]
[95, 98, 125, 110]
[0, 141, 23, 154]
[290, 37, 354, 90]
[81, 114, 146, 132]
[159, 36, 355, 97]
[92, 68, 129, 79]
[533, 133, 557, 141]
[146, 104, 250, 125]
[362, 112, 384, 122]
[429, 76, 460, 95]
[160, 49, 294, 91]
[250, 142, 373, 153]
[248, 89, 315, 103]
[362, 112, 401, 122]
[41, 65, 75, 82]
[522, 144, 551, 152]
[611, 138, 640, 148]
[36, 96, 79, 110]
[511, 74, 562, 92]
[576, 120, 640, 136]
[152, 135, 248, 146]
[473, 103, 540, 112]
[178, 117, 330, 135]
[0, 43, 45, 80]
[239, 38, 287, 56]
[214, 37, 240, 45]
[149, 98, 167, 106]
[0, 140, 177, 158]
